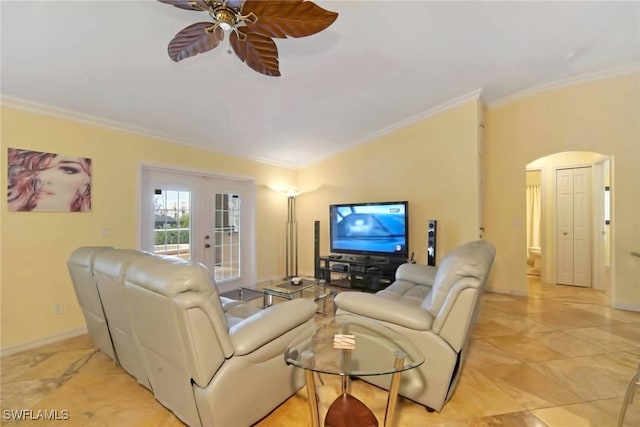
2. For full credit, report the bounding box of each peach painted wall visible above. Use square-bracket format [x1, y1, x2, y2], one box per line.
[484, 72, 639, 307]
[2, 72, 638, 352]
[296, 99, 482, 273]
[0, 105, 296, 349]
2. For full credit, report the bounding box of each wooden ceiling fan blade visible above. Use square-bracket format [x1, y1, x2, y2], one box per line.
[168, 22, 224, 62]
[230, 29, 280, 76]
[242, 0, 338, 39]
[158, 0, 209, 12]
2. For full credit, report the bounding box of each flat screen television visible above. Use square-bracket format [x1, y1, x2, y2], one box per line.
[329, 201, 409, 258]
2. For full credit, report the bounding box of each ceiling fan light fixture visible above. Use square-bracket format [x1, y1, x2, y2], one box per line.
[212, 5, 237, 31]
[159, 0, 339, 76]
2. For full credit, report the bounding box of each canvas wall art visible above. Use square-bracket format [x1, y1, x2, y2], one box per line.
[7, 148, 92, 212]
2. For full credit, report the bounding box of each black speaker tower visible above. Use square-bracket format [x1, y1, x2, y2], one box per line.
[427, 219, 437, 266]
[313, 221, 320, 278]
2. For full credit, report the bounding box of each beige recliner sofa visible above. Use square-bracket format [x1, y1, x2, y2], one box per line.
[68, 247, 317, 426]
[93, 248, 152, 389]
[67, 246, 116, 361]
[334, 239, 496, 412]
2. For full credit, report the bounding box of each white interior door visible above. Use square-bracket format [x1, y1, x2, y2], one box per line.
[556, 169, 574, 285]
[141, 168, 256, 291]
[572, 168, 591, 287]
[556, 167, 592, 287]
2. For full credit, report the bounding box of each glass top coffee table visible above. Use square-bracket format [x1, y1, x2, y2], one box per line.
[285, 315, 424, 427]
[262, 278, 336, 315]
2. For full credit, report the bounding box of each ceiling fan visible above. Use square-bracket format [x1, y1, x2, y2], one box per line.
[158, 0, 338, 76]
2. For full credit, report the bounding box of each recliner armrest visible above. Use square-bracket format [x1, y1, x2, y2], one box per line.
[334, 292, 434, 331]
[229, 298, 316, 355]
[220, 296, 243, 311]
[396, 263, 437, 286]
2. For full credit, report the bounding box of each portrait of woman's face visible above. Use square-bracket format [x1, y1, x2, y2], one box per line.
[7, 148, 92, 212]
[33, 156, 91, 211]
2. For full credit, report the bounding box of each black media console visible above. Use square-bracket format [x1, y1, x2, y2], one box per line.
[318, 255, 406, 292]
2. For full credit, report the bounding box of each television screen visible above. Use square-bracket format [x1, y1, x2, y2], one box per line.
[330, 201, 408, 258]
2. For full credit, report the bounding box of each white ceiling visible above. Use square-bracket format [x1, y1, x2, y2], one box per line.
[2, 1, 639, 168]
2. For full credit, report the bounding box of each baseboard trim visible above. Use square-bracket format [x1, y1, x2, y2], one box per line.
[0, 327, 88, 358]
[486, 287, 529, 297]
[611, 302, 640, 313]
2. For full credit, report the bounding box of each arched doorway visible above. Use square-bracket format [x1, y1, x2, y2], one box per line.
[525, 151, 612, 294]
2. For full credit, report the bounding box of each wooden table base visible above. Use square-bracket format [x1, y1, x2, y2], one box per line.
[324, 393, 378, 427]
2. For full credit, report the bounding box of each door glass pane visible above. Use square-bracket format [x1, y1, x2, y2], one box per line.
[154, 189, 191, 260]
[214, 193, 240, 282]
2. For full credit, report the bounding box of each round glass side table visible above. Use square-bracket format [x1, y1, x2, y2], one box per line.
[285, 315, 424, 427]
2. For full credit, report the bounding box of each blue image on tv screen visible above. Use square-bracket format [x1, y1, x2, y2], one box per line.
[331, 203, 407, 255]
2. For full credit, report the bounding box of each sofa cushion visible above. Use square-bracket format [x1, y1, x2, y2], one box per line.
[377, 280, 430, 306]
[334, 292, 434, 330]
[421, 240, 495, 316]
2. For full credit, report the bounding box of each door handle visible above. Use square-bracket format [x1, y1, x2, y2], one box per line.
[205, 243, 211, 248]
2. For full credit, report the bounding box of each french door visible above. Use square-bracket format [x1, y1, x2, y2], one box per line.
[140, 168, 256, 291]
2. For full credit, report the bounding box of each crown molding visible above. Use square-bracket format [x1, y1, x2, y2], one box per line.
[0, 94, 197, 145]
[487, 63, 640, 108]
[297, 88, 484, 168]
[6, 91, 479, 171]
[348, 88, 484, 148]
[3, 60, 637, 170]
[0, 95, 298, 168]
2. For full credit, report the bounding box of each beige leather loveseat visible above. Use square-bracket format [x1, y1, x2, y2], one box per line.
[68, 247, 317, 426]
[334, 239, 496, 412]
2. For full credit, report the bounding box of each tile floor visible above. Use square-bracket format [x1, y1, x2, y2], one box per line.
[1, 276, 639, 426]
